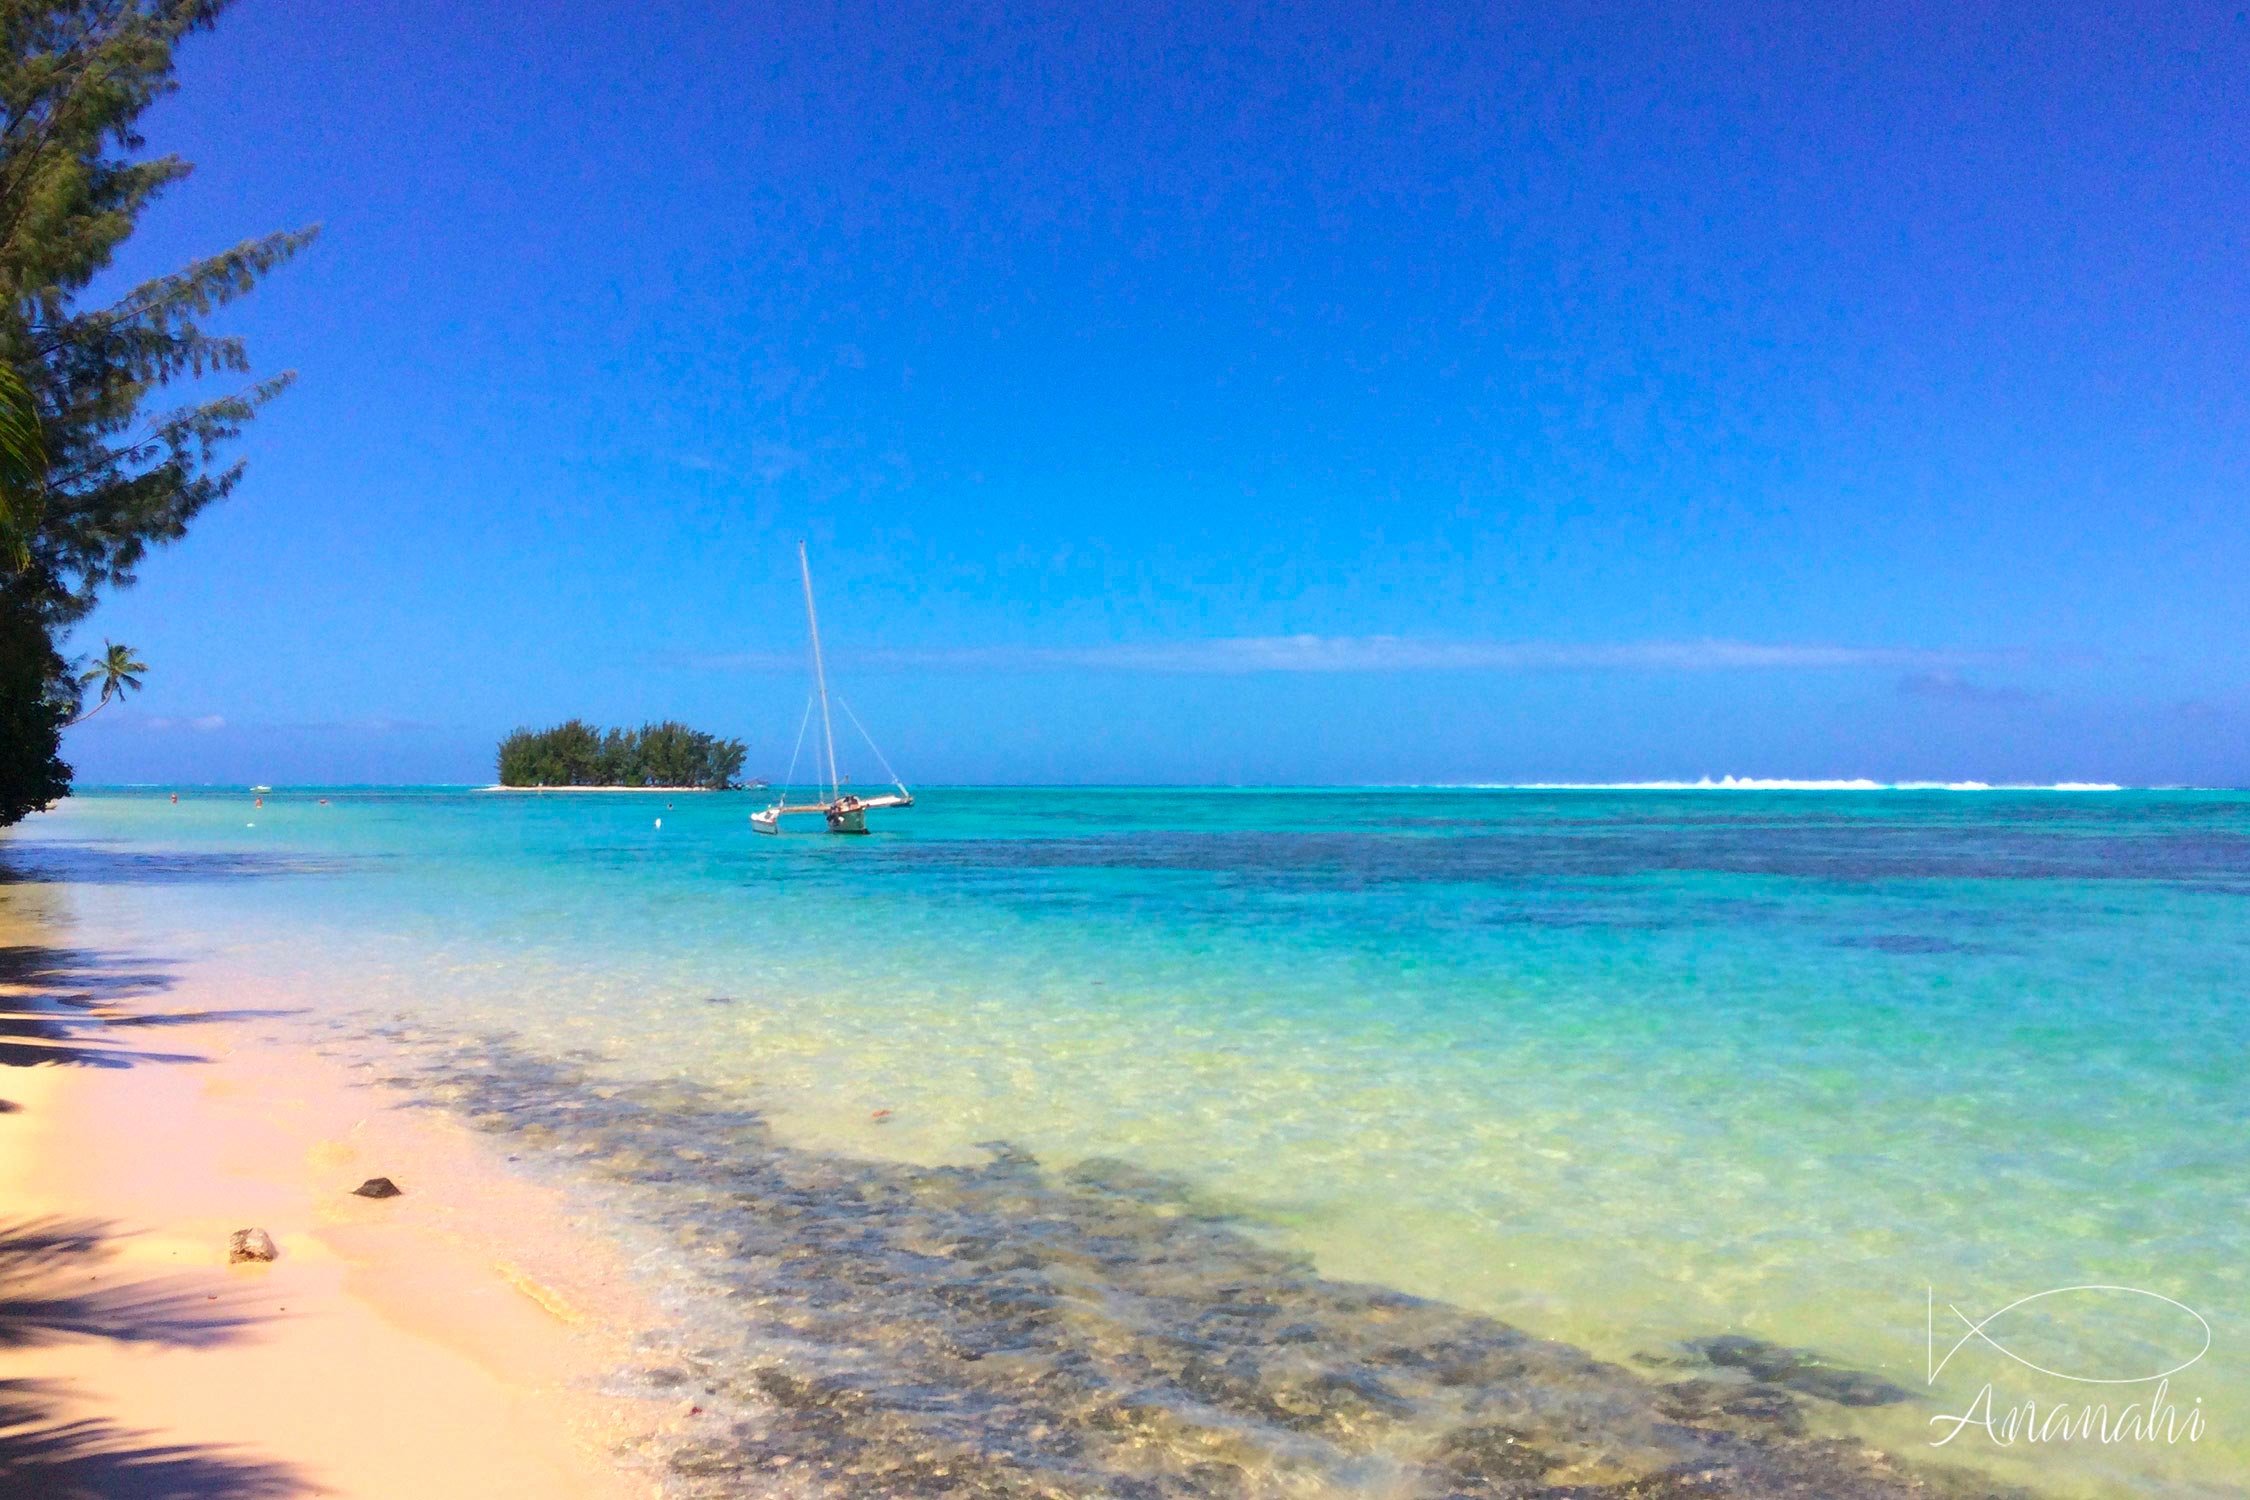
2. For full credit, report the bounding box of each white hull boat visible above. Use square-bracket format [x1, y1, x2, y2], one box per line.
[754, 543, 914, 836]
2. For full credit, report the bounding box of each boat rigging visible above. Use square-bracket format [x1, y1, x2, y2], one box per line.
[751, 543, 914, 835]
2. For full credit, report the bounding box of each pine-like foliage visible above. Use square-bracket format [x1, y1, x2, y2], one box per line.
[0, 1, 312, 824]
[497, 721, 751, 790]
[0, 572, 69, 822]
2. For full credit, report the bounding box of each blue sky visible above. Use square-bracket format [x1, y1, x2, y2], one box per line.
[61, 0, 2249, 785]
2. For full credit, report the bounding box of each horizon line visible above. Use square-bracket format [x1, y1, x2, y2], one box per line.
[61, 779, 2209, 794]
[684, 634, 2044, 677]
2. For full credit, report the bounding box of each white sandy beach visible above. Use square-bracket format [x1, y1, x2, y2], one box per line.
[0, 915, 671, 1498]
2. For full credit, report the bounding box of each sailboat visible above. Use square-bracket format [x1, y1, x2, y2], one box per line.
[751, 542, 915, 836]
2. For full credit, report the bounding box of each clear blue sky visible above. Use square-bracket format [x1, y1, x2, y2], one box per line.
[62, 0, 2250, 785]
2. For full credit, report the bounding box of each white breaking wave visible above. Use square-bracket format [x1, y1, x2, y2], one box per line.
[1488, 777, 2128, 792]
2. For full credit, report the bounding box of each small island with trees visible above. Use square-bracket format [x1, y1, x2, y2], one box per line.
[495, 720, 751, 789]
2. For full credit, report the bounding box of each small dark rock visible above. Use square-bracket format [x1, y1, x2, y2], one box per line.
[352, 1176, 403, 1199]
[1064, 1155, 1196, 1206]
[227, 1227, 278, 1263]
[1685, 1334, 1911, 1407]
[1659, 1377, 1806, 1436]
[973, 1140, 1039, 1168]
[751, 1365, 869, 1415]
[1721, 1384, 1807, 1433]
[1432, 1422, 1559, 1486]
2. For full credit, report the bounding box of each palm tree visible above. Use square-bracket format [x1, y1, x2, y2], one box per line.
[73, 642, 147, 722]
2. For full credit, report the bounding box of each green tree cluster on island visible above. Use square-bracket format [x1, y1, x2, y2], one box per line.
[497, 721, 750, 790]
[1, 2, 312, 826]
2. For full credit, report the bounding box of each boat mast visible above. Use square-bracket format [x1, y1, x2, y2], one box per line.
[798, 541, 841, 801]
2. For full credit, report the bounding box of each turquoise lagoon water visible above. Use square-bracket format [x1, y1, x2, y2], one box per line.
[6, 788, 2245, 1497]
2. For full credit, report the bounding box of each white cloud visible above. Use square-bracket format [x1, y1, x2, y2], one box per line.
[109, 713, 438, 734]
[1895, 671, 2045, 705]
[135, 714, 228, 732]
[690, 636, 2012, 676]
[749, 440, 805, 482]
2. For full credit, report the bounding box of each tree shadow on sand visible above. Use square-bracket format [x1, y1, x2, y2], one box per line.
[0, 943, 300, 1074]
[0, 1219, 319, 1498]
[0, 1218, 265, 1352]
[0, 918, 322, 1496]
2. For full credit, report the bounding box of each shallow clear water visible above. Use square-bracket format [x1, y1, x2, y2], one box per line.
[6, 787, 2245, 1497]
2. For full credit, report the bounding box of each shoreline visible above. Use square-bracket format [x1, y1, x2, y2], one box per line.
[475, 784, 743, 793]
[0, 920, 2094, 1500]
[0, 938, 670, 1498]
[359, 1024, 2047, 1500]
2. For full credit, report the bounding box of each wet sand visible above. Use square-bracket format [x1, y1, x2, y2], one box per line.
[0, 937, 667, 1499]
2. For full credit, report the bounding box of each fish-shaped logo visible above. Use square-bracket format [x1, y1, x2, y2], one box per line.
[1929, 1286, 2210, 1386]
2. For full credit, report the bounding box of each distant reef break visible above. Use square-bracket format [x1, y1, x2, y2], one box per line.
[497, 719, 748, 789]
